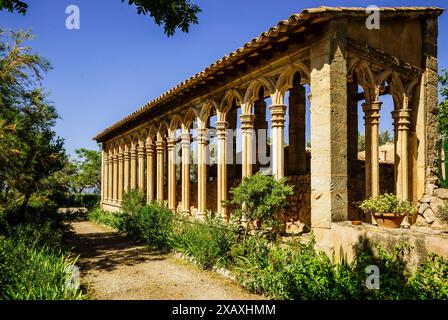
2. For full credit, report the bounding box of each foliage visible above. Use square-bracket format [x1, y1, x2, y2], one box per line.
[408, 254, 448, 299]
[121, 189, 146, 215]
[171, 216, 239, 269]
[123, 0, 201, 36]
[0, 29, 65, 213]
[438, 69, 448, 138]
[123, 203, 174, 250]
[67, 148, 101, 194]
[226, 174, 293, 235]
[436, 201, 448, 224]
[358, 130, 393, 152]
[0, 0, 27, 14]
[88, 207, 122, 229]
[358, 193, 416, 216]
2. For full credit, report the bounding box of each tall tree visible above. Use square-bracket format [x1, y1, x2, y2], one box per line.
[438, 69, 448, 138]
[0, 0, 201, 36]
[0, 30, 65, 211]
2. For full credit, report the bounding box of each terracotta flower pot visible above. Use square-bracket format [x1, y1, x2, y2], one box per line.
[372, 213, 405, 228]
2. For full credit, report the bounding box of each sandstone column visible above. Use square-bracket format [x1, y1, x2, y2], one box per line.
[240, 111, 255, 178]
[289, 84, 307, 175]
[197, 124, 208, 218]
[227, 106, 238, 180]
[269, 96, 287, 179]
[117, 146, 124, 203]
[394, 108, 411, 200]
[156, 138, 166, 202]
[130, 142, 138, 190]
[181, 126, 191, 215]
[366, 101, 382, 197]
[310, 18, 348, 253]
[254, 99, 267, 173]
[101, 149, 107, 204]
[167, 137, 177, 210]
[362, 103, 372, 198]
[113, 150, 118, 203]
[108, 151, 113, 203]
[123, 144, 130, 193]
[145, 141, 155, 203]
[137, 143, 146, 191]
[216, 120, 229, 220]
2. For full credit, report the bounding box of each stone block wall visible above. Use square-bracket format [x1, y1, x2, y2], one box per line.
[416, 187, 448, 227]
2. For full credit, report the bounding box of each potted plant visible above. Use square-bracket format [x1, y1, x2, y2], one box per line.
[358, 193, 416, 228]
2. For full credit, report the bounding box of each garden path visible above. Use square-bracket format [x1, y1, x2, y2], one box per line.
[67, 220, 263, 300]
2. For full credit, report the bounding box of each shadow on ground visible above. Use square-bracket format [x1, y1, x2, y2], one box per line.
[66, 223, 167, 273]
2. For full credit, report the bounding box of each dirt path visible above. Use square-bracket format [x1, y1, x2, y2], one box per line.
[67, 220, 264, 300]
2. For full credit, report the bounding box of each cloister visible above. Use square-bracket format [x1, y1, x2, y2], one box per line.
[94, 7, 443, 253]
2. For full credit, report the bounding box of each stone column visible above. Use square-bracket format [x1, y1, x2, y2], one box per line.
[362, 103, 372, 198]
[254, 99, 267, 173]
[123, 145, 130, 193]
[364, 102, 382, 197]
[181, 127, 191, 215]
[197, 126, 208, 218]
[216, 120, 229, 220]
[156, 139, 166, 202]
[167, 137, 177, 210]
[102, 150, 107, 203]
[393, 108, 411, 200]
[240, 112, 255, 178]
[130, 143, 138, 190]
[289, 84, 307, 175]
[146, 142, 155, 203]
[113, 151, 118, 203]
[227, 106, 238, 180]
[270, 103, 287, 179]
[310, 18, 348, 253]
[117, 148, 124, 203]
[137, 144, 146, 191]
[108, 152, 113, 203]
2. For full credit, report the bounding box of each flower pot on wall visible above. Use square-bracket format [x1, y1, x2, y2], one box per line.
[372, 213, 405, 228]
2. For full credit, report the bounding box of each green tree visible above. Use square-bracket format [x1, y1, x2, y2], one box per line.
[438, 69, 448, 138]
[71, 148, 101, 194]
[358, 132, 365, 152]
[379, 130, 393, 145]
[0, 0, 201, 36]
[0, 30, 65, 211]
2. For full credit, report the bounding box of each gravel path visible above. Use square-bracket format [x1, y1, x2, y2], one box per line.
[67, 220, 264, 300]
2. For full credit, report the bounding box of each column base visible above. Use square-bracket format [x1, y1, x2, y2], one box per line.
[196, 212, 207, 220]
[181, 210, 191, 216]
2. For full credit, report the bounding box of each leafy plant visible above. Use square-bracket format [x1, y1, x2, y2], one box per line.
[436, 201, 448, 224]
[225, 174, 293, 236]
[359, 193, 416, 216]
[121, 189, 146, 216]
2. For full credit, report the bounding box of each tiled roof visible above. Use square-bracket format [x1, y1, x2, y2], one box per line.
[94, 6, 443, 142]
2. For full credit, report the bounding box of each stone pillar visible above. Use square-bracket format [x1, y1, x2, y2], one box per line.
[130, 144, 138, 190]
[423, 17, 439, 194]
[240, 112, 255, 178]
[310, 18, 348, 253]
[393, 108, 411, 200]
[216, 120, 229, 220]
[364, 102, 381, 197]
[167, 137, 177, 210]
[156, 139, 166, 202]
[289, 84, 307, 175]
[197, 126, 208, 218]
[362, 103, 372, 198]
[254, 99, 267, 173]
[117, 148, 124, 203]
[102, 150, 107, 203]
[181, 127, 191, 214]
[227, 106, 238, 180]
[123, 146, 130, 193]
[146, 142, 155, 203]
[137, 144, 146, 191]
[108, 152, 113, 203]
[113, 151, 118, 203]
[270, 102, 287, 179]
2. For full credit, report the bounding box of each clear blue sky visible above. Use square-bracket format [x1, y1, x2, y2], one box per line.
[1, 0, 447, 156]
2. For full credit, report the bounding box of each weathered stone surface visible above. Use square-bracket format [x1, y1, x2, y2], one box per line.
[430, 197, 445, 214]
[434, 188, 448, 200]
[423, 208, 436, 224]
[418, 202, 429, 214]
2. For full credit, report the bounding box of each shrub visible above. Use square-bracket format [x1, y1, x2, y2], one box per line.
[88, 207, 122, 229]
[121, 189, 146, 215]
[359, 193, 416, 216]
[226, 174, 293, 236]
[171, 216, 239, 269]
[124, 203, 174, 250]
[436, 201, 448, 224]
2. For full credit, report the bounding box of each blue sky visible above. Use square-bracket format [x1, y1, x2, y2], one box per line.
[1, 0, 447, 157]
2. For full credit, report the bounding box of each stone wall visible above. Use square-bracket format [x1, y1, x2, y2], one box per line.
[416, 187, 448, 227]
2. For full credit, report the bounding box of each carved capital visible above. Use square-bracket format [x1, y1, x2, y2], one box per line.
[392, 109, 411, 131]
[240, 114, 255, 130]
[269, 104, 286, 127]
[156, 141, 166, 153]
[363, 101, 382, 125]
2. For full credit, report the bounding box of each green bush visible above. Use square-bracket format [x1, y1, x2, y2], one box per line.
[0, 225, 83, 300]
[88, 207, 122, 229]
[436, 201, 448, 224]
[226, 174, 293, 236]
[359, 193, 416, 216]
[171, 216, 239, 269]
[124, 203, 174, 250]
[121, 189, 146, 215]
